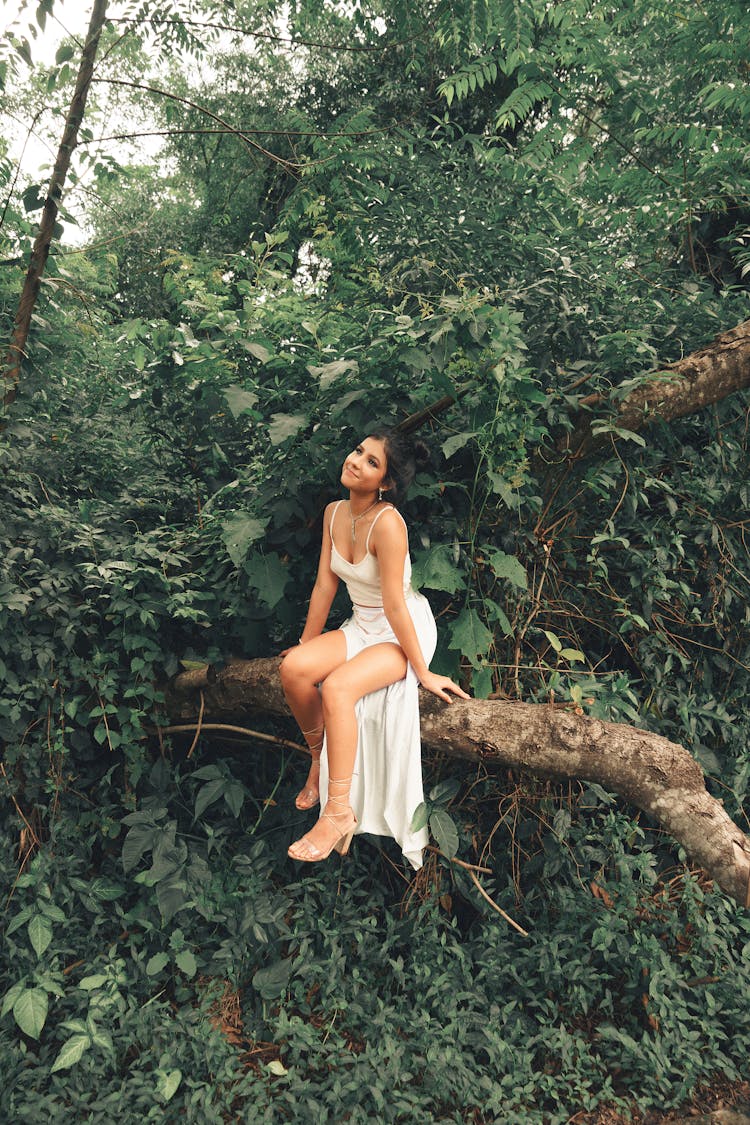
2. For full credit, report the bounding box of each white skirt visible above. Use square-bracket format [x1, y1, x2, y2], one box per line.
[319, 592, 436, 869]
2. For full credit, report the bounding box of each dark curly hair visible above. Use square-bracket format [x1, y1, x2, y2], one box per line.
[367, 426, 431, 508]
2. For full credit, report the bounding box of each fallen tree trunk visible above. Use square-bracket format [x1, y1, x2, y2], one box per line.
[165, 657, 750, 909]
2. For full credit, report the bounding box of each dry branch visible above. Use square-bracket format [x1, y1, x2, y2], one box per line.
[165, 658, 750, 909]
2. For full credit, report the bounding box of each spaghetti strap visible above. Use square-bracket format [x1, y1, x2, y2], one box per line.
[330, 500, 344, 544]
[364, 504, 398, 552]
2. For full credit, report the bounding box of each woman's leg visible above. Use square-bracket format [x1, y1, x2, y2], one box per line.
[288, 642, 408, 860]
[280, 632, 348, 805]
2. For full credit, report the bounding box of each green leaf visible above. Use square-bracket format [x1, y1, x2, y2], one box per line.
[429, 778, 460, 804]
[486, 602, 513, 637]
[429, 810, 459, 860]
[243, 341, 272, 363]
[412, 545, 465, 594]
[244, 551, 289, 610]
[543, 630, 563, 654]
[156, 1068, 182, 1103]
[13, 987, 48, 1039]
[22, 184, 46, 213]
[267, 1059, 288, 1076]
[1, 981, 26, 1018]
[442, 431, 477, 459]
[224, 781, 245, 818]
[175, 950, 197, 978]
[6, 906, 32, 936]
[78, 974, 108, 991]
[306, 359, 358, 390]
[89, 878, 126, 901]
[28, 914, 53, 959]
[559, 648, 586, 663]
[146, 952, 169, 976]
[220, 513, 267, 569]
[268, 413, 307, 445]
[122, 824, 156, 873]
[50, 1033, 91, 1073]
[55, 43, 75, 64]
[223, 384, 259, 418]
[448, 608, 493, 666]
[410, 801, 429, 833]
[471, 665, 494, 698]
[252, 958, 293, 1000]
[192, 764, 223, 781]
[195, 778, 226, 819]
[487, 549, 528, 590]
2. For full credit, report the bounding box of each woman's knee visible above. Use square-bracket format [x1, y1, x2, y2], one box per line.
[320, 669, 356, 711]
[280, 648, 307, 687]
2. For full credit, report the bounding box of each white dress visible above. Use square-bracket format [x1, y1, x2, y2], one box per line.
[319, 501, 435, 869]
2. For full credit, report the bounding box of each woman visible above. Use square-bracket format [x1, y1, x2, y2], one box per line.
[279, 427, 468, 867]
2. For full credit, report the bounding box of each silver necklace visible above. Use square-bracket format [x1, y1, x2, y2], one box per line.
[349, 499, 378, 542]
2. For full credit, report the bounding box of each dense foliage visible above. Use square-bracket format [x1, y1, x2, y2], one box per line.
[1, 0, 750, 1120]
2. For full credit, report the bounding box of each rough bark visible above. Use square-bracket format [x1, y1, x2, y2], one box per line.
[2, 0, 108, 411]
[165, 657, 750, 909]
[563, 318, 750, 457]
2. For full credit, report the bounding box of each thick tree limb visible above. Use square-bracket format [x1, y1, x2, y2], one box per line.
[165, 658, 750, 909]
[564, 318, 750, 457]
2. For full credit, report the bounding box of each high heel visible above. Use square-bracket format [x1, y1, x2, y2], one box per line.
[295, 725, 324, 811]
[288, 776, 357, 863]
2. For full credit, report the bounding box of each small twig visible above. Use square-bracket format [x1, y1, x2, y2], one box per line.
[150, 723, 308, 755]
[186, 692, 205, 759]
[425, 846, 493, 875]
[468, 869, 529, 937]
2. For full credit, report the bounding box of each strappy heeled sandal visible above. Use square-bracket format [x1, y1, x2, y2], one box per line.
[288, 776, 357, 863]
[295, 725, 324, 811]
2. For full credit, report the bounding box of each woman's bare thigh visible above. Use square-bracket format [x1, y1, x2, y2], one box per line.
[321, 642, 408, 703]
[280, 630, 348, 686]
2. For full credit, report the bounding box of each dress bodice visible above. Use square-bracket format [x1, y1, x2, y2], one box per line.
[329, 500, 412, 607]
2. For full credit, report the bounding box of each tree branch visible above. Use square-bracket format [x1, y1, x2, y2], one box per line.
[562, 318, 750, 458]
[165, 658, 750, 909]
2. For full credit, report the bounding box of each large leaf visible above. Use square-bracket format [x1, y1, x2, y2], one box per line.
[50, 1033, 91, 1073]
[156, 1068, 183, 1103]
[221, 513, 267, 569]
[442, 431, 478, 459]
[13, 987, 48, 1039]
[412, 545, 465, 594]
[175, 950, 197, 978]
[306, 358, 358, 390]
[486, 549, 528, 590]
[252, 958, 293, 1000]
[244, 551, 289, 610]
[28, 914, 53, 959]
[448, 608, 494, 666]
[223, 384, 259, 418]
[194, 778, 225, 819]
[268, 413, 307, 445]
[429, 810, 459, 859]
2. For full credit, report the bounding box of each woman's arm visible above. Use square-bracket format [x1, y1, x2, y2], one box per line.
[375, 511, 469, 703]
[298, 502, 340, 643]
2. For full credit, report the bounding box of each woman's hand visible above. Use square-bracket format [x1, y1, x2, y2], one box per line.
[419, 670, 470, 704]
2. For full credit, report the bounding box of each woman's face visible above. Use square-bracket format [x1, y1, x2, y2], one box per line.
[341, 436, 389, 495]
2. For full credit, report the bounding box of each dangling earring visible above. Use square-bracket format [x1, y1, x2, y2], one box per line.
[378, 487, 384, 501]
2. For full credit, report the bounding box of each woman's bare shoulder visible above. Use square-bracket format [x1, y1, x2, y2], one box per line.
[373, 505, 407, 542]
